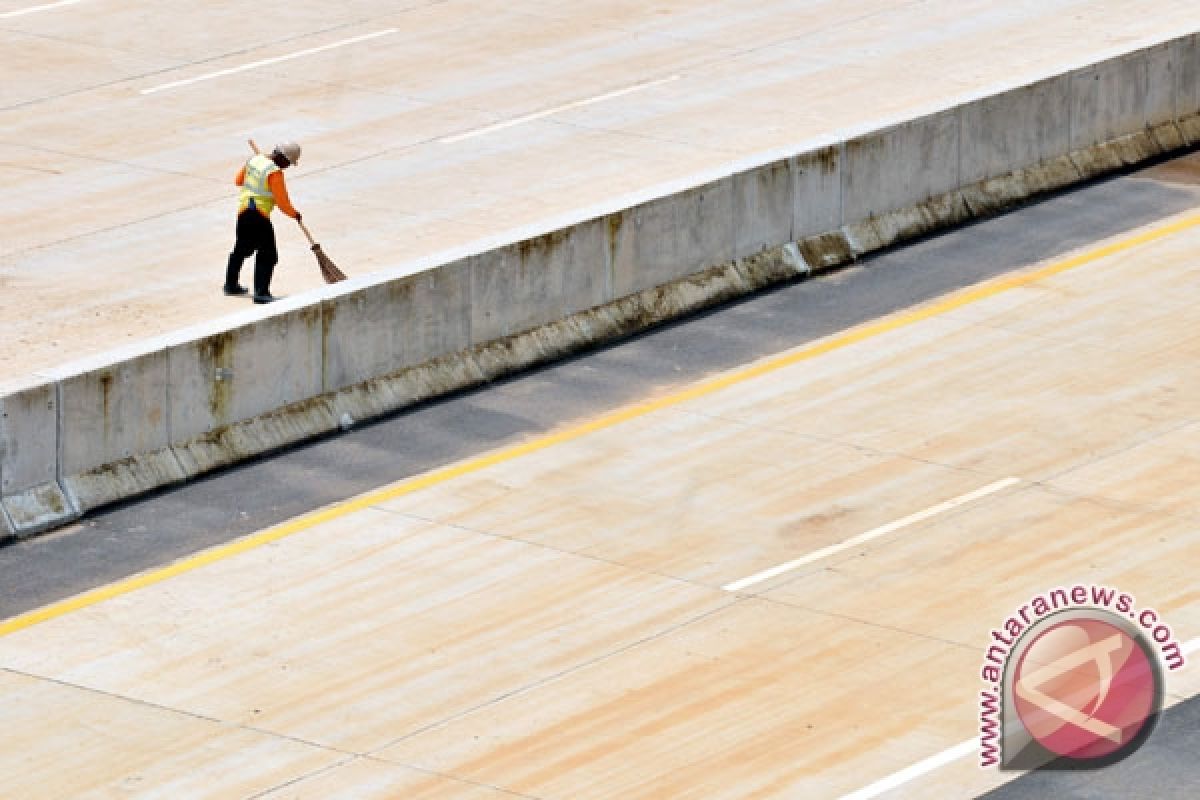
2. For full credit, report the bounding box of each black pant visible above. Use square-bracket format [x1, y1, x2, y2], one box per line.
[226, 207, 278, 295]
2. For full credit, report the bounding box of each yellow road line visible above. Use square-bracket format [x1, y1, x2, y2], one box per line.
[3, 210, 1199, 638]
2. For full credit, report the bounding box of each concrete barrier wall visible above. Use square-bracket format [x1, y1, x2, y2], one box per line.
[3, 32, 1199, 540]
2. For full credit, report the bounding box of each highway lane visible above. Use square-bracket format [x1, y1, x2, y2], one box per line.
[1, 155, 1199, 797]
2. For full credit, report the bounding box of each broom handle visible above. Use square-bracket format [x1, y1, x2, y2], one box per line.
[248, 139, 316, 246]
[297, 219, 318, 247]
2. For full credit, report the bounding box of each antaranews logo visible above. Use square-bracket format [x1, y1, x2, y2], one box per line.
[978, 585, 1185, 771]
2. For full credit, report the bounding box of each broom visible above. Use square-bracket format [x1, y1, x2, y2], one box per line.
[297, 219, 348, 284]
[247, 139, 347, 284]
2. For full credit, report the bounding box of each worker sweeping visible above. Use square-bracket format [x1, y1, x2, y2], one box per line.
[224, 141, 303, 304]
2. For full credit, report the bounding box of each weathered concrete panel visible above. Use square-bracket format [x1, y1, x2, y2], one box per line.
[175, 398, 337, 477]
[323, 259, 471, 393]
[734, 159, 793, 259]
[798, 231, 854, 272]
[1176, 35, 1200, 144]
[331, 353, 485, 424]
[1112, 131, 1164, 165]
[607, 201, 668, 300]
[793, 145, 841, 240]
[735, 242, 809, 288]
[842, 110, 960, 223]
[851, 190, 972, 255]
[1176, 35, 1200, 117]
[960, 76, 1071, 185]
[168, 308, 329, 475]
[1146, 42, 1177, 129]
[57, 352, 183, 510]
[559, 218, 614, 315]
[168, 308, 325, 440]
[1150, 122, 1186, 153]
[0, 382, 77, 536]
[960, 155, 1081, 218]
[607, 261, 749, 342]
[4, 483, 78, 537]
[611, 178, 734, 298]
[677, 178, 735, 279]
[471, 220, 608, 343]
[1070, 51, 1147, 151]
[0, 381, 58, 498]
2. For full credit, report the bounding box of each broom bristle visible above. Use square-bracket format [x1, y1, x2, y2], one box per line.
[312, 243, 347, 283]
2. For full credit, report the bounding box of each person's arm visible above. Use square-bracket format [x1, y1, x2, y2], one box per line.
[267, 171, 300, 219]
[235, 165, 246, 186]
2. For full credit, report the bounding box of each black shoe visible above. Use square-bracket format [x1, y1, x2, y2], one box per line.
[252, 293, 278, 304]
[223, 284, 249, 296]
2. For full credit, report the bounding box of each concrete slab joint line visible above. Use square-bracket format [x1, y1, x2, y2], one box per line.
[0, 414, 11, 540]
[5, 31, 1200, 540]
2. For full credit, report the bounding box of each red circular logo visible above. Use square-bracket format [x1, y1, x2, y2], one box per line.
[1012, 617, 1158, 761]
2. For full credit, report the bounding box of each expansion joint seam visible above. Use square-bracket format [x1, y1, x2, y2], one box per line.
[53, 381, 77, 513]
[838, 140, 846, 232]
[163, 353, 188, 483]
[956, 106, 963, 194]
